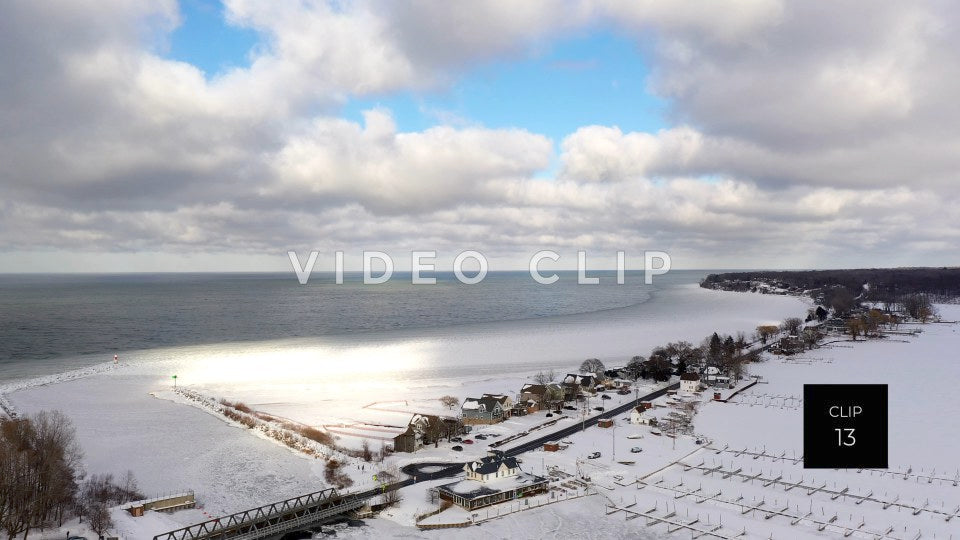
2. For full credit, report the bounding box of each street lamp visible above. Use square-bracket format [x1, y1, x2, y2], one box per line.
[612, 424, 616, 462]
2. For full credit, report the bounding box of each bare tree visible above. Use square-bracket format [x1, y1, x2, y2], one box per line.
[754, 325, 778, 344]
[439, 395, 459, 410]
[625, 355, 645, 380]
[1, 411, 84, 539]
[87, 501, 113, 538]
[533, 370, 558, 385]
[580, 358, 606, 378]
[361, 440, 373, 462]
[780, 317, 803, 335]
[846, 318, 864, 340]
[901, 294, 938, 322]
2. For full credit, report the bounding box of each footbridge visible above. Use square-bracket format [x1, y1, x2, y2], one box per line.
[152, 485, 388, 540]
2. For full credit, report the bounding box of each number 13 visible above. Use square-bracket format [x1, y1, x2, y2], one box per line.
[835, 428, 856, 446]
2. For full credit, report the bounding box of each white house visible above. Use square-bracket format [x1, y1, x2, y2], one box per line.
[630, 406, 656, 425]
[463, 455, 520, 482]
[679, 372, 701, 394]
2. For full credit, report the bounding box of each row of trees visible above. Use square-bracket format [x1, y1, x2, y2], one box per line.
[0, 411, 142, 539]
[580, 331, 757, 385]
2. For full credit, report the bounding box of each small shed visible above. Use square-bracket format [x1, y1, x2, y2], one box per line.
[543, 442, 560, 452]
[598, 418, 614, 428]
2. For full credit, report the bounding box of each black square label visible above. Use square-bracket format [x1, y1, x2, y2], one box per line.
[803, 384, 887, 469]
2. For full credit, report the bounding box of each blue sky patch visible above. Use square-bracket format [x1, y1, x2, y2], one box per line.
[165, 0, 259, 76]
[342, 31, 668, 143]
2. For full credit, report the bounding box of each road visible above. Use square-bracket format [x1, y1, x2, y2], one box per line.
[502, 381, 679, 456]
[398, 381, 680, 483]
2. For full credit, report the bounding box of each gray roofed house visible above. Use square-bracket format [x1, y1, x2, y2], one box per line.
[461, 396, 507, 424]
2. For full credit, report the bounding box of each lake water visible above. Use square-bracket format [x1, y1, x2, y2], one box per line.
[0, 270, 808, 384]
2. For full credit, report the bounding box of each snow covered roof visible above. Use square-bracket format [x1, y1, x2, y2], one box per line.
[465, 455, 519, 475]
[563, 373, 596, 386]
[438, 471, 547, 499]
[520, 384, 547, 394]
[462, 396, 503, 412]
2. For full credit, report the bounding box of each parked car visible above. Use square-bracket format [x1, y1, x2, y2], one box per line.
[475, 434, 487, 440]
[463, 439, 474, 444]
[545, 413, 553, 417]
[450, 437, 462, 442]
[451, 445, 463, 451]
[617, 389, 630, 395]
[630, 447, 643, 453]
[593, 406, 604, 412]
[695, 439, 704, 445]
[601, 394, 611, 400]
[587, 451, 601, 459]
[564, 405, 577, 410]
[489, 433, 501, 438]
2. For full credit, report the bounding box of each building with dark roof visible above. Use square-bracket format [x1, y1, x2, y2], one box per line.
[679, 371, 701, 393]
[435, 455, 548, 510]
[461, 396, 508, 424]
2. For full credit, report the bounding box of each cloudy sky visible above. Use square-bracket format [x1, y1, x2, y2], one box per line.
[2, 0, 958, 272]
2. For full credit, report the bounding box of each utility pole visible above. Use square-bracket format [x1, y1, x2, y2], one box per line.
[612, 424, 616, 462]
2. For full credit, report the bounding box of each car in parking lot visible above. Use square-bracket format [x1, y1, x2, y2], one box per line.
[489, 433, 501, 438]
[475, 434, 487, 440]
[630, 447, 643, 453]
[587, 451, 601, 459]
[564, 405, 577, 410]
[601, 394, 611, 400]
[450, 437, 462, 442]
[463, 439, 474, 444]
[617, 389, 630, 395]
[545, 413, 553, 417]
[593, 406, 604, 411]
[451, 445, 463, 451]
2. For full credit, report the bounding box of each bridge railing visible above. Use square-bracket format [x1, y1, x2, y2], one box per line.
[153, 487, 343, 540]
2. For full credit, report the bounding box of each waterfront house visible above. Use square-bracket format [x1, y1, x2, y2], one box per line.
[435, 455, 549, 510]
[482, 393, 514, 413]
[393, 414, 463, 452]
[561, 373, 597, 399]
[461, 396, 507, 425]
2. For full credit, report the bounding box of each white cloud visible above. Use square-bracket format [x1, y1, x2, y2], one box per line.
[1, 0, 959, 270]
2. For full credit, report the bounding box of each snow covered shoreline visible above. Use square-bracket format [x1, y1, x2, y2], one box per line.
[4, 288, 815, 538]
